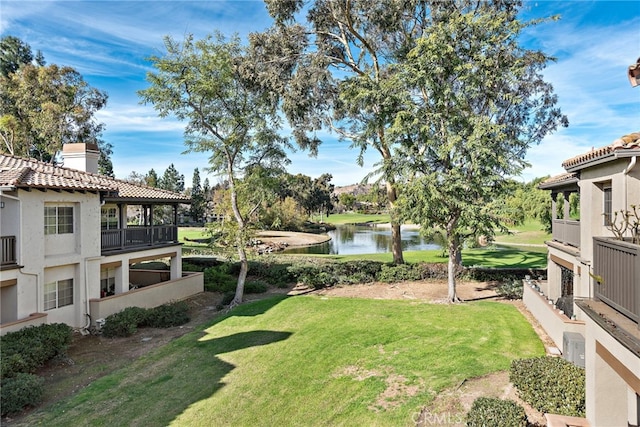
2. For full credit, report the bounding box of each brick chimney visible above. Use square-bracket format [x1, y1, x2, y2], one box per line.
[61, 143, 100, 174]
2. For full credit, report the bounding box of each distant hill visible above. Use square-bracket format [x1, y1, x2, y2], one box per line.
[333, 183, 378, 196]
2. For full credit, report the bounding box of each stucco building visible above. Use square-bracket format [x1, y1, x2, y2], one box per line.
[524, 132, 639, 426]
[0, 143, 203, 335]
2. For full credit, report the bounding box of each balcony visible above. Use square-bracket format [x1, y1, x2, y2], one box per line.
[593, 237, 639, 324]
[1, 235, 17, 267]
[101, 225, 179, 253]
[552, 219, 581, 248]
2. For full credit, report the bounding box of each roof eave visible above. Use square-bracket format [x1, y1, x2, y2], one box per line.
[563, 153, 617, 173]
[103, 197, 191, 204]
[538, 176, 579, 190]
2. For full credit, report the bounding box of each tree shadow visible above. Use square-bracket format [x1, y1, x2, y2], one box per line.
[196, 329, 292, 354]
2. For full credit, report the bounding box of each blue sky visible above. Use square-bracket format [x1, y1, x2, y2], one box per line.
[1, 1, 639, 187]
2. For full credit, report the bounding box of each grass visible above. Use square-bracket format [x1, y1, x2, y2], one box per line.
[306, 247, 547, 269]
[493, 219, 551, 246]
[321, 213, 391, 225]
[23, 296, 544, 426]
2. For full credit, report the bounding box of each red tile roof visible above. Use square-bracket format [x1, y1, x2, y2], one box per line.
[0, 154, 190, 202]
[562, 132, 640, 171]
[539, 172, 579, 190]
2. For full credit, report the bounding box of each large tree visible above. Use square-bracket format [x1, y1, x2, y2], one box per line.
[139, 33, 290, 306]
[246, 0, 440, 264]
[0, 37, 111, 172]
[0, 35, 44, 78]
[393, 1, 567, 302]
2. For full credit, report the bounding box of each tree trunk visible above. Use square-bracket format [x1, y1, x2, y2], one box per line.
[446, 222, 461, 303]
[233, 244, 248, 306]
[228, 162, 247, 307]
[386, 180, 405, 265]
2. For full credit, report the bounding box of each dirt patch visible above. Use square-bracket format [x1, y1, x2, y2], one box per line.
[3, 280, 552, 426]
[416, 371, 545, 426]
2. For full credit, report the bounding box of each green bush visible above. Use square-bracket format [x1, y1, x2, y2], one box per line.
[144, 302, 190, 328]
[0, 323, 72, 378]
[204, 265, 237, 293]
[466, 397, 527, 427]
[496, 280, 523, 299]
[510, 357, 585, 417]
[255, 261, 297, 286]
[245, 280, 268, 294]
[1, 373, 45, 416]
[220, 291, 236, 306]
[182, 262, 204, 272]
[101, 306, 149, 338]
[377, 263, 421, 283]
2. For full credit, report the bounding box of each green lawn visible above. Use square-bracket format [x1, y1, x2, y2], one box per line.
[310, 247, 547, 268]
[321, 213, 391, 225]
[25, 296, 544, 426]
[493, 219, 551, 246]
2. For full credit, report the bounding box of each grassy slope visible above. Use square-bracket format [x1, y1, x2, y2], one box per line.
[493, 219, 551, 246]
[26, 296, 543, 426]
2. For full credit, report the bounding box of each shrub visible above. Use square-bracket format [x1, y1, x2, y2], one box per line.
[496, 279, 523, 300]
[182, 262, 204, 272]
[203, 265, 237, 293]
[466, 397, 527, 427]
[257, 262, 297, 286]
[510, 357, 585, 417]
[101, 306, 149, 338]
[220, 291, 236, 306]
[0, 323, 72, 379]
[245, 280, 268, 294]
[1, 373, 45, 416]
[144, 301, 190, 328]
[377, 263, 421, 283]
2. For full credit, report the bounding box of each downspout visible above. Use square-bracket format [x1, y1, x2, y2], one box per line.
[623, 156, 638, 210]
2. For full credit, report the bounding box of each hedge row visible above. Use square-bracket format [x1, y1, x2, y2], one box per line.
[184, 257, 546, 297]
[101, 301, 190, 338]
[0, 323, 72, 379]
[510, 356, 585, 417]
[0, 323, 72, 416]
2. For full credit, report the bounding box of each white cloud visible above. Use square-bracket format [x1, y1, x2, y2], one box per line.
[96, 105, 186, 133]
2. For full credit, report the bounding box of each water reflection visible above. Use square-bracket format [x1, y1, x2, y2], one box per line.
[284, 225, 442, 255]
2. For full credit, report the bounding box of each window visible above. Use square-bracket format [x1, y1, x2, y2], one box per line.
[44, 206, 73, 235]
[100, 267, 115, 297]
[101, 207, 118, 230]
[603, 185, 612, 226]
[44, 279, 73, 310]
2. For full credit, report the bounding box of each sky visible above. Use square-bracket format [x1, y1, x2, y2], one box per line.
[1, 0, 639, 188]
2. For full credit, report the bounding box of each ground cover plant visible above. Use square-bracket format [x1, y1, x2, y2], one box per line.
[510, 356, 585, 417]
[19, 295, 544, 426]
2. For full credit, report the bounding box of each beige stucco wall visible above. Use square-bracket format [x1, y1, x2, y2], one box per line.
[578, 157, 640, 262]
[523, 284, 585, 349]
[583, 314, 640, 426]
[0, 189, 102, 328]
[89, 272, 204, 323]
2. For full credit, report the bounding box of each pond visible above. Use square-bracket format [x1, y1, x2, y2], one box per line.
[284, 224, 443, 255]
